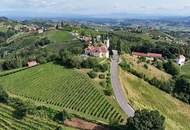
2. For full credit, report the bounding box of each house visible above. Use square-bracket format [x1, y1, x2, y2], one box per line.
[27, 60, 38, 67]
[85, 40, 110, 58]
[132, 52, 162, 58]
[176, 55, 186, 66]
[38, 29, 44, 34]
[82, 36, 92, 43]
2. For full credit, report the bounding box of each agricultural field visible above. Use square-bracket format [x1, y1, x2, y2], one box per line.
[181, 60, 190, 80]
[121, 54, 172, 80]
[0, 103, 76, 130]
[119, 68, 190, 130]
[0, 63, 126, 123]
[43, 30, 74, 43]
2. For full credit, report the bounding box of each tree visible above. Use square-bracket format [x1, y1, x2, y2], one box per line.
[55, 24, 59, 30]
[54, 110, 71, 123]
[61, 21, 64, 27]
[0, 85, 8, 103]
[13, 101, 28, 119]
[163, 61, 180, 76]
[116, 40, 122, 55]
[126, 109, 165, 130]
[87, 71, 97, 78]
[174, 76, 190, 103]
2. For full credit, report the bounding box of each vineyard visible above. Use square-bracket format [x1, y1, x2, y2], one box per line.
[0, 103, 76, 130]
[0, 63, 126, 123]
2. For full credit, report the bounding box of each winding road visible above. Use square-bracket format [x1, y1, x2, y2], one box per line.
[110, 50, 135, 117]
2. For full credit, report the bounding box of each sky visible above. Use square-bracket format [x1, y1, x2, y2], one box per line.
[0, 0, 190, 17]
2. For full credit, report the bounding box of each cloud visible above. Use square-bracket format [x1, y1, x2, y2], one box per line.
[1, 0, 190, 16]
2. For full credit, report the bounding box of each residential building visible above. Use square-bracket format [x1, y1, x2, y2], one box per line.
[176, 55, 186, 66]
[27, 60, 38, 67]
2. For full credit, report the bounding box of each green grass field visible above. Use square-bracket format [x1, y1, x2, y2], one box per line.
[0, 103, 76, 130]
[0, 63, 126, 124]
[119, 68, 190, 130]
[181, 60, 190, 80]
[43, 30, 74, 43]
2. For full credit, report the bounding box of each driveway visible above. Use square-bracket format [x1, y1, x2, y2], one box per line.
[110, 50, 135, 117]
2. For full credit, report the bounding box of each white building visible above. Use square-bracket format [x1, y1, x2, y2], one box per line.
[38, 29, 44, 34]
[176, 55, 186, 66]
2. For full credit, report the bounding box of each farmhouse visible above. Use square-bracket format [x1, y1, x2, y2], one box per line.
[82, 36, 92, 43]
[132, 52, 162, 58]
[27, 60, 38, 67]
[176, 55, 186, 66]
[85, 40, 110, 58]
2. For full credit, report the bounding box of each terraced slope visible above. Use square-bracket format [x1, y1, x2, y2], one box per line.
[119, 68, 190, 130]
[0, 103, 76, 130]
[0, 63, 126, 123]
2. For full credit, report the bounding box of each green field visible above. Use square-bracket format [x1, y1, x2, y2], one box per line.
[119, 68, 190, 130]
[0, 63, 125, 123]
[181, 60, 190, 80]
[43, 30, 74, 43]
[0, 103, 76, 130]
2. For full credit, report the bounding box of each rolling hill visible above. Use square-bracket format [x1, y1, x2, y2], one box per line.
[119, 68, 190, 130]
[0, 63, 126, 124]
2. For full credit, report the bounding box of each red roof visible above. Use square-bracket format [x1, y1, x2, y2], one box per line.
[132, 52, 147, 57]
[132, 52, 162, 57]
[147, 53, 162, 57]
[86, 45, 108, 53]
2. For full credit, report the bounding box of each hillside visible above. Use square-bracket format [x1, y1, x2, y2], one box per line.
[181, 60, 190, 80]
[0, 63, 126, 124]
[0, 103, 76, 130]
[119, 68, 190, 130]
[121, 54, 172, 80]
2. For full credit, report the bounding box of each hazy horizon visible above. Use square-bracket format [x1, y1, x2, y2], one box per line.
[0, 0, 190, 18]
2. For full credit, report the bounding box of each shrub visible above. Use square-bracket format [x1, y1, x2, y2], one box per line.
[104, 89, 113, 96]
[54, 110, 71, 123]
[87, 71, 97, 78]
[0, 85, 8, 103]
[99, 64, 109, 72]
[143, 64, 148, 69]
[13, 101, 28, 119]
[100, 81, 107, 88]
[99, 74, 106, 79]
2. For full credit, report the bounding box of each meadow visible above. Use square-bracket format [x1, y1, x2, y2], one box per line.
[43, 30, 74, 43]
[0, 103, 76, 130]
[0, 63, 126, 124]
[119, 68, 190, 130]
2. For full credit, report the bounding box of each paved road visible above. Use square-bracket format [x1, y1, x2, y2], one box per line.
[110, 50, 135, 117]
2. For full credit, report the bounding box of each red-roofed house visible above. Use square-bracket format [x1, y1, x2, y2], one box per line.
[85, 40, 110, 58]
[132, 52, 162, 58]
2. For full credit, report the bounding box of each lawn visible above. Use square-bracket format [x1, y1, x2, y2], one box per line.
[122, 54, 172, 81]
[0, 103, 77, 130]
[119, 68, 190, 130]
[0, 63, 126, 124]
